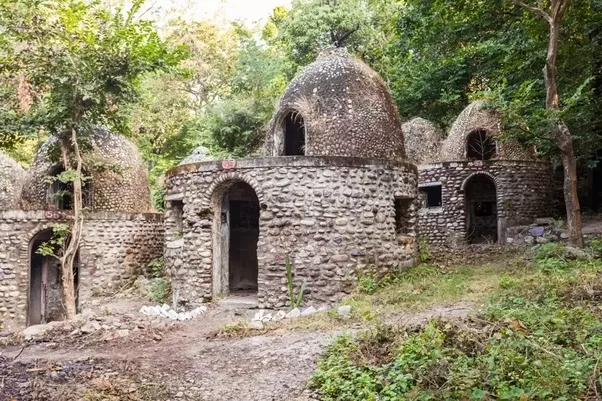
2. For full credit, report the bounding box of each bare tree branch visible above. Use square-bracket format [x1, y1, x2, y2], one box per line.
[515, 0, 552, 23]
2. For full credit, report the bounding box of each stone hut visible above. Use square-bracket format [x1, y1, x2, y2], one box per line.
[20, 127, 151, 212]
[0, 150, 25, 210]
[165, 48, 418, 309]
[0, 128, 163, 331]
[402, 118, 445, 166]
[406, 102, 555, 247]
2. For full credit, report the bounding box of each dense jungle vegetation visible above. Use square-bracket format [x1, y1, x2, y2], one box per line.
[1, 0, 601, 211]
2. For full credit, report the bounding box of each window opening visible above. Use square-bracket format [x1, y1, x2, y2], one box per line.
[420, 185, 442, 208]
[394, 197, 412, 235]
[466, 129, 496, 160]
[284, 112, 305, 156]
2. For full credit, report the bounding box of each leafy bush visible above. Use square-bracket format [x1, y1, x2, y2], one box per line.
[149, 278, 171, 304]
[146, 257, 166, 278]
[311, 259, 602, 400]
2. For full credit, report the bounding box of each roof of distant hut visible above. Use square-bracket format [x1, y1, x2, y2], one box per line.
[179, 146, 215, 166]
[0, 150, 25, 210]
[20, 127, 153, 212]
[402, 118, 445, 165]
[439, 101, 534, 161]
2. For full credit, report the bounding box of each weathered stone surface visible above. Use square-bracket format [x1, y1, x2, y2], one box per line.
[337, 305, 352, 318]
[164, 157, 418, 309]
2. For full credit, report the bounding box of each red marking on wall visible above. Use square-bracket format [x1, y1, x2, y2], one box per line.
[221, 160, 236, 169]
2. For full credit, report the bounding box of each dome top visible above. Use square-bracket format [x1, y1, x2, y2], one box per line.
[402, 118, 445, 165]
[20, 127, 152, 212]
[179, 146, 214, 166]
[0, 150, 25, 210]
[265, 48, 406, 161]
[440, 101, 533, 161]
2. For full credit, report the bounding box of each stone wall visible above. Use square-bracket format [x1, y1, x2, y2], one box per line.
[0, 210, 164, 330]
[417, 160, 555, 247]
[165, 156, 418, 309]
[0, 151, 25, 210]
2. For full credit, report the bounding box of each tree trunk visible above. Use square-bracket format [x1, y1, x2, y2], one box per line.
[536, 0, 584, 247]
[59, 128, 84, 318]
[557, 125, 584, 247]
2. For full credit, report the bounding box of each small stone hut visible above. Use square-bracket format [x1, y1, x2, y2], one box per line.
[0, 128, 163, 331]
[165, 48, 418, 309]
[0, 150, 25, 210]
[405, 101, 555, 247]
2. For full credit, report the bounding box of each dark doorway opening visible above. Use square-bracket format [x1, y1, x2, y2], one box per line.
[466, 129, 496, 160]
[465, 175, 498, 243]
[28, 230, 79, 326]
[49, 165, 91, 210]
[394, 197, 413, 236]
[215, 182, 259, 297]
[284, 112, 305, 156]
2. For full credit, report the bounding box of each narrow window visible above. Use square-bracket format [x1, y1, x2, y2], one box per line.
[394, 197, 412, 235]
[419, 184, 442, 208]
[170, 200, 184, 238]
[284, 112, 305, 156]
[466, 129, 496, 160]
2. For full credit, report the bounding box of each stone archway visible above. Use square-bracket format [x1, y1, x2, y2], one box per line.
[283, 111, 305, 156]
[28, 229, 79, 326]
[464, 174, 498, 243]
[212, 181, 260, 299]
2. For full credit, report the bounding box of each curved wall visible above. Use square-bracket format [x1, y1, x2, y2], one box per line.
[165, 156, 418, 308]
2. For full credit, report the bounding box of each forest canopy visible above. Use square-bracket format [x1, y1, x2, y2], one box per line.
[0, 0, 601, 210]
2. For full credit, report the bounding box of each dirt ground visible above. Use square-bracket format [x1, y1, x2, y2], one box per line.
[0, 299, 472, 401]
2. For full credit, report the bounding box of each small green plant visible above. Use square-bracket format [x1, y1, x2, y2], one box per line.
[146, 257, 165, 278]
[417, 235, 431, 263]
[286, 254, 306, 309]
[149, 278, 171, 304]
[357, 269, 378, 294]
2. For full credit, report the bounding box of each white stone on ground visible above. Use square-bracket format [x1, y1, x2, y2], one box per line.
[337, 305, 352, 318]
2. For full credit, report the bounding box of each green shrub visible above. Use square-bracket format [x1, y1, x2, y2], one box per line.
[149, 278, 171, 304]
[147, 257, 165, 278]
[311, 260, 602, 400]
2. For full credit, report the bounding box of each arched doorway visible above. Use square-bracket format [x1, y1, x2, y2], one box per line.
[283, 112, 305, 156]
[212, 182, 259, 298]
[48, 164, 92, 210]
[28, 229, 79, 326]
[465, 174, 498, 243]
[466, 129, 496, 160]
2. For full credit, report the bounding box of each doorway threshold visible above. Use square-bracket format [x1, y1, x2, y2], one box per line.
[217, 294, 258, 309]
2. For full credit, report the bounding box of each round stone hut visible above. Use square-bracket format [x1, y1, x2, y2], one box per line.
[165, 48, 418, 309]
[20, 127, 152, 212]
[405, 102, 555, 247]
[0, 128, 163, 331]
[0, 150, 25, 210]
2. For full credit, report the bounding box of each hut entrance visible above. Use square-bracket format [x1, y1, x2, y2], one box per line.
[213, 182, 259, 299]
[466, 129, 496, 160]
[465, 175, 498, 243]
[284, 112, 305, 156]
[28, 230, 79, 326]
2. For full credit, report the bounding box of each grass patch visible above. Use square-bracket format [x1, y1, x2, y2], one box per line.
[310, 244, 602, 400]
[345, 255, 530, 320]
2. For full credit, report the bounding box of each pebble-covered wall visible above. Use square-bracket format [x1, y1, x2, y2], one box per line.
[402, 118, 445, 165]
[439, 101, 534, 161]
[417, 160, 555, 247]
[164, 157, 418, 308]
[0, 210, 164, 330]
[265, 48, 406, 161]
[20, 127, 152, 212]
[0, 151, 25, 210]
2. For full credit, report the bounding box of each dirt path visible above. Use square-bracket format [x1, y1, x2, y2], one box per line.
[0, 303, 473, 400]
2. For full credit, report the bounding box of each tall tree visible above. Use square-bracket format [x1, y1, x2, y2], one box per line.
[0, 0, 182, 316]
[516, 0, 584, 247]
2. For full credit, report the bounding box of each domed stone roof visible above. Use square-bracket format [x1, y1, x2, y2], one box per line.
[440, 101, 533, 161]
[0, 150, 25, 210]
[402, 118, 445, 165]
[179, 146, 214, 166]
[20, 127, 152, 212]
[265, 48, 406, 161]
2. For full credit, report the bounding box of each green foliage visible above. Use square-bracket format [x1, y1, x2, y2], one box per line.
[149, 278, 171, 304]
[36, 224, 70, 258]
[311, 257, 602, 400]
[357, 270, 379, 295]
[286, 254, 306, 309]
[417, 235, 431, 264]
[146, 257, 165, 279]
